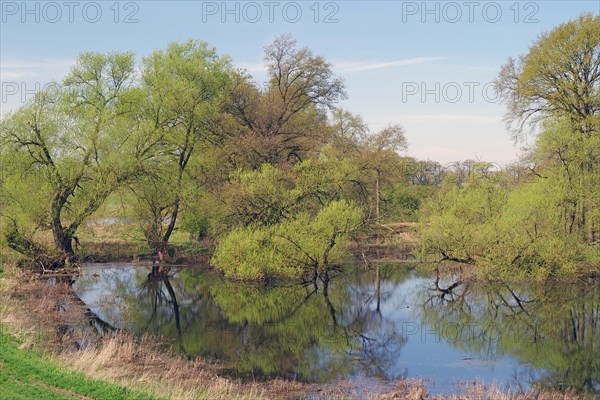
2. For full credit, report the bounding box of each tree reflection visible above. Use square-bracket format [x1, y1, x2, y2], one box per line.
[101, 265, 407, 382]
[209, 272, 405, 381]
[140, 265, 181, 336]
[420, 277, 600, 393]
[79, 263, 599, 391]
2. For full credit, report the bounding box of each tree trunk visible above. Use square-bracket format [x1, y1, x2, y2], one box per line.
[375, 171, 381, 221]
[162, 197, 180, 245]
[376, 264, 381, 312]
[53, 228, 74, 257]
[160, 137, 191, 253]
[50, 192, 75, 258]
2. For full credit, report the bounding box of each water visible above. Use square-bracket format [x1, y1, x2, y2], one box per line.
[73, 262, 600, 395]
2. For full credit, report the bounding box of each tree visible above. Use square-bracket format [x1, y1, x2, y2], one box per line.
[225, 34, 346, 166]
[405, 159, 445, 186]
[131, 40, 234, 256]
[212, 200, 362, 281]
[330, 108, 369, 153]
[418, 171, 509, 268]
[496, 13, 600, 244]
[496, 13, 600, 138]
[0, 52, 143, 265]
[363, 124, 408, 221]
[530, 118, 600, 243]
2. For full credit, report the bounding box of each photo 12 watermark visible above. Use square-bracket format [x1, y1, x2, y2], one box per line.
[400, 81, 501, 104]
[1, 1, 140, 24]
[400, 321, 538, 345]
[1, 81, 55, 105]
[200, 1, 340, 23]
[400, 1, 540, 24]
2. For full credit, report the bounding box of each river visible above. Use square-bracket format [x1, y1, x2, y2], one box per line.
[73, 262, 600, 395]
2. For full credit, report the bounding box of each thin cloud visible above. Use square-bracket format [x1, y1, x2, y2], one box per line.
[0, 71, 33, 79]
[1, 58, 75, 81]
[336, 57, 447, 73]
[237, 62, 267, 74]
[235, 56, 446, 76]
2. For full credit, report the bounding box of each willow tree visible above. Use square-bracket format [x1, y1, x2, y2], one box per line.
[0, 53, 143, 266]
[496, 13, 600, 244]
[131, 40, 234, 256]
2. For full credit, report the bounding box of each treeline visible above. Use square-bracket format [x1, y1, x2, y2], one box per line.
[2, 13, 598, 282]
[0, 35, 437, 279]
[419, 14, 600, 280]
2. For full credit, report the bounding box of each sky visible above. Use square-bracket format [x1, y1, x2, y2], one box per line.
[1, 0, 599, 164]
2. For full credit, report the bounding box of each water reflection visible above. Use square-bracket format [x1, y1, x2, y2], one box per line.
[74, 263, 599, 394]
[419, 276, 600, 393]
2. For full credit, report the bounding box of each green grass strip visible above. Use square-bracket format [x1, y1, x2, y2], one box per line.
[0, 326, 163, 400]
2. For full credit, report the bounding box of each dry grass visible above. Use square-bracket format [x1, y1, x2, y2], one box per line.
[371, 382, 588, 400]
[441, 383, 587, 400]
[0, 266, 268, 399]
[60, 332, 317, 400]
[0, 264, 594, 400]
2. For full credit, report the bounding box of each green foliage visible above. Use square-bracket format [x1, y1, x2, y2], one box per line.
[419, 151, 599, 279]
[0, 52, 144, 259]
[419, 14, 600, 280]
[212, 200, 362, 280]
[224, 163, 297, 227]
[181, 211, 210, 241]
[130, 40, 234, 251]
[485, 179, 583, 279]
[497, 13, 600, 137]
[0, 35, 420, 270]
[220, 157, 361, 229]
[211, 226, 278, 280]
[418, 173, 509, 265]
[383, 184, 435, 222]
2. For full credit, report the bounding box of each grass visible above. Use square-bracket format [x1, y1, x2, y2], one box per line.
[0, 327, 161, 400]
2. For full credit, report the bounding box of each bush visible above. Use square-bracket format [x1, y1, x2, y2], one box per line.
[418, 170, 600, 280]
[212, 200, 362, 281]
[384, 184, 435, 222]
[181, 211, 210, 241]
[418, 175, 508, 265]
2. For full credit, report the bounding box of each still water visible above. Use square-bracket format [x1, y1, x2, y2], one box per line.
[74, 263, 599, 395]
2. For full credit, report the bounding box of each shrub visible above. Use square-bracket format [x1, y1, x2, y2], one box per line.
[181, 211, 210, 241]
[212, 200, 362, 281]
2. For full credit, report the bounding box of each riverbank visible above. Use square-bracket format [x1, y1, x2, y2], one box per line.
[0, 327, 157, 400]
[0, 264, 428, 399]
[0, 261, 596, 399]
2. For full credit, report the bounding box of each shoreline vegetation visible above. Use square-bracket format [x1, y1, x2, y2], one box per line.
[1, 13, 599, 399]
[1, 16, 598, 281]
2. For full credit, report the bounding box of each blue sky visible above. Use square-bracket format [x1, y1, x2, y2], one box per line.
[1, 1, 599, 163]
